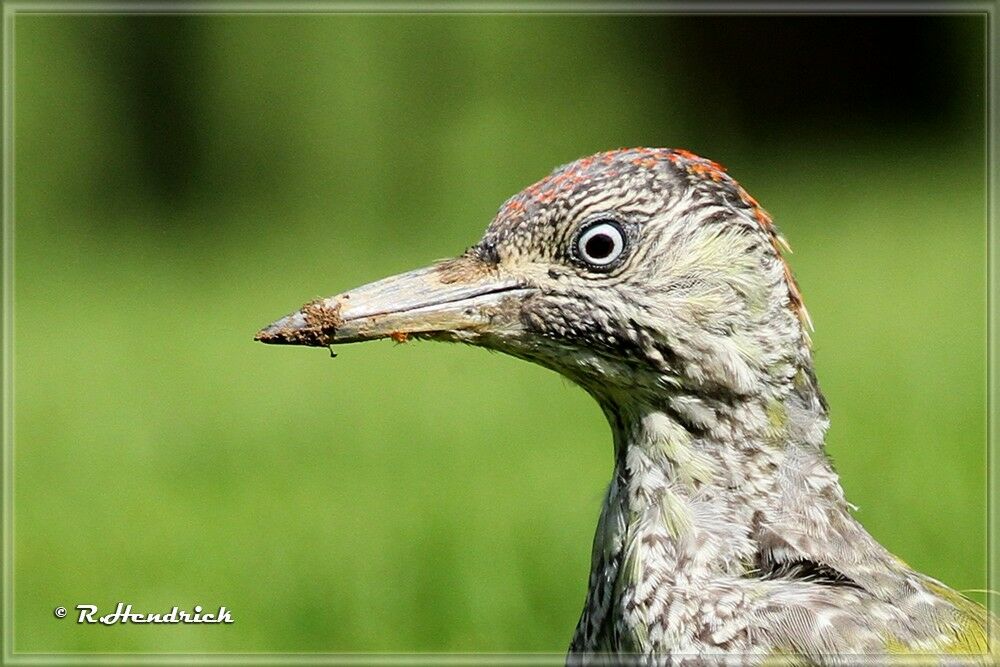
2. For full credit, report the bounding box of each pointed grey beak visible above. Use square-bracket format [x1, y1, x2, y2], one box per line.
[254, 258, 529, 348]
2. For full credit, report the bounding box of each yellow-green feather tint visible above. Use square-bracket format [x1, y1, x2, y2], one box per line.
[885, 581, 995, 659]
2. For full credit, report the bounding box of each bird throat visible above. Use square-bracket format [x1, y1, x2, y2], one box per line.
[571, 370, 837, 652]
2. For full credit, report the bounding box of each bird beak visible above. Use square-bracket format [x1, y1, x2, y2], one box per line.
[254, 257, 529, 348]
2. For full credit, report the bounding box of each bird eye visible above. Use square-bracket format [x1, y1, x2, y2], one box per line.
[575, 220, 626, 268]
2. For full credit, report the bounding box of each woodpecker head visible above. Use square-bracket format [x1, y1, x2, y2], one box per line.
[256, 148, 812, 407]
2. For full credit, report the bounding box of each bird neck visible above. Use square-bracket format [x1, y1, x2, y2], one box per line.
[603, 395, 805, 569]
[573, 364, 847, 646]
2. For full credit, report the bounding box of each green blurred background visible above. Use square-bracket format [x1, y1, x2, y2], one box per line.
[11, 13, 986, 653]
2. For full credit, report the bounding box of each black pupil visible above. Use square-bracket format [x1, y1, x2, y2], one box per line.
[585, 232, 615, 259]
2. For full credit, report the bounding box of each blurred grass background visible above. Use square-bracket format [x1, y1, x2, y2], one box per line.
[10, 13, 986, 653]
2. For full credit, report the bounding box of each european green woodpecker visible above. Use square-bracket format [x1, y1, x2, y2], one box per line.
[256, 148, 992, 664]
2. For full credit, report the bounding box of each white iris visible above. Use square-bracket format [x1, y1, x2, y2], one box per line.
[577, 222, 625, 266]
